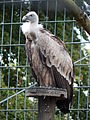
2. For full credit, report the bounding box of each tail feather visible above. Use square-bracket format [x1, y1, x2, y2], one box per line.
[56, 99, 70, 114]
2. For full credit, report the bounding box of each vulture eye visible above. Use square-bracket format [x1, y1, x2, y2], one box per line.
[30, 14, 33, 17]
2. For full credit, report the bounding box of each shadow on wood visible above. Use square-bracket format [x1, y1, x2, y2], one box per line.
[26, 86, 67, 120]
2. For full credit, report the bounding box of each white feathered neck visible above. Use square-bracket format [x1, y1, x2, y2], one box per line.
[21, 22, 43, 35]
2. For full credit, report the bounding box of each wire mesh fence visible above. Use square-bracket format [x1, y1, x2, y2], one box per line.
[0, 0, 90, 120]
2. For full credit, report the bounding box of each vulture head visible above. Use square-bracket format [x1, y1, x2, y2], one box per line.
[21, 11, 42, 35]
[22, 11, 39, 24]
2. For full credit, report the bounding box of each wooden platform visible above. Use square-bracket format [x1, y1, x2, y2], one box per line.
[26, 86, 67, 120]
[26, 86, 67, 98]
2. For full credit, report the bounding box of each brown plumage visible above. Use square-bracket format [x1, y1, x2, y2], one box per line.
[21, 11, 75, 114]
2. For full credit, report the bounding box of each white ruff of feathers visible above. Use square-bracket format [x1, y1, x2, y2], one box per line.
[21, 22, 31, 35]
[21, 21, 43, 35]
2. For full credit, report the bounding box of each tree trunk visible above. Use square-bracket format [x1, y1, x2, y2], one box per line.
[62, 0, 90, 35]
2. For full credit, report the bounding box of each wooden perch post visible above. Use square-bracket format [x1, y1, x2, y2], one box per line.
[62, 0, 90, 35]
[26, 86, 67, 120]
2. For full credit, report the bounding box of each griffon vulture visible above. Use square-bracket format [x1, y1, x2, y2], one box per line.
[21, 11, 75, 113]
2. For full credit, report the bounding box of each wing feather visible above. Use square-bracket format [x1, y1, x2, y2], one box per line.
[37, 29, 74, 85]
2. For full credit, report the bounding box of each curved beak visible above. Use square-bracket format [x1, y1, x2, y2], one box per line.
[22, 15, 29, 22]
[22, 15, 26, 22]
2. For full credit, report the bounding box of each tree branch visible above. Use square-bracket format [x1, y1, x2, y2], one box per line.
[62, 0, 90, 35]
